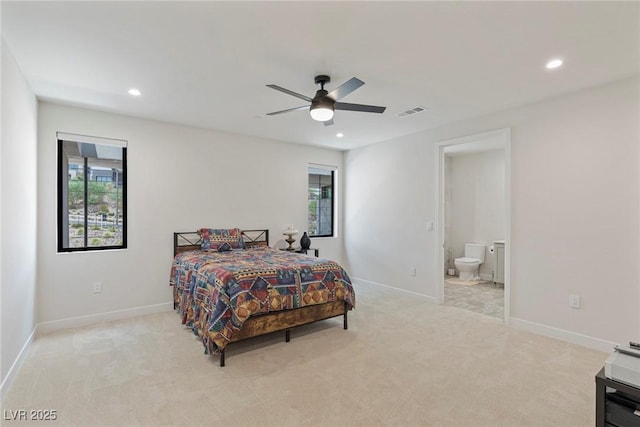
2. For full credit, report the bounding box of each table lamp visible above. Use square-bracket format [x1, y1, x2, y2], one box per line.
[283, 224, 298, 251]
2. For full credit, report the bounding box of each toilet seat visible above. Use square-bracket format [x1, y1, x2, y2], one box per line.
[455, 257, 480, 264]
[454, 244, 486, 281]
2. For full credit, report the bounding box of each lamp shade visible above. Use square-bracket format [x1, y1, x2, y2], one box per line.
[283, 224, 298, 235]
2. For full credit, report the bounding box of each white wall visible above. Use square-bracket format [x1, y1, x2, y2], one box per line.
[37, 102, 344, 325]
[344, 136, 436, 297]
[448, 150, 505, 278]
[345, 76, 640, 347]
[1, 39, 38, 394]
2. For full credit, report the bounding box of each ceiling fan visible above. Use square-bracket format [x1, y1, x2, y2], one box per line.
[265, 75, 386, 126]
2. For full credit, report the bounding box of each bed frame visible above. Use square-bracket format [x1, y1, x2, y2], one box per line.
[172, 229, 349, 366]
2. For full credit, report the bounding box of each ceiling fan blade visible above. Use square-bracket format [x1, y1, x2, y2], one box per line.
[327, 77, 364, 100]
[323, 119, 334, 126]
[266, 105, 310, 116]
[266, 84, 313, 102]
[335, 102, 386, 114]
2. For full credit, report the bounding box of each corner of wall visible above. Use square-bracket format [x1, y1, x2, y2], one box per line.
[0, 326, 37, 403]
[1, 36, 39, 398]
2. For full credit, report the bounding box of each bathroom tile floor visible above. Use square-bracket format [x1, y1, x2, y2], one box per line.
[444, 276, 504, 318]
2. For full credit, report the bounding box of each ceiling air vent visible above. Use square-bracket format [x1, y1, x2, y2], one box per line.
[396, 106, 427, 118]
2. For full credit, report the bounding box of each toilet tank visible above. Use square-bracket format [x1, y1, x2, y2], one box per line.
[464, 244, 486, 263]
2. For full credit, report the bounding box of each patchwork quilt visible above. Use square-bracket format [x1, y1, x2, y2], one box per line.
[170, 247, 355, 353]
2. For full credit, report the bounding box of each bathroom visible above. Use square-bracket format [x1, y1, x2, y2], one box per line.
[444, 146, 506, 318]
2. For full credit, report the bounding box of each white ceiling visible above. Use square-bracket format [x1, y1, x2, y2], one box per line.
[2, 1, 638, 151]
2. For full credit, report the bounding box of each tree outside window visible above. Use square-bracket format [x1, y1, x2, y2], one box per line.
[57, 136, 127, 252]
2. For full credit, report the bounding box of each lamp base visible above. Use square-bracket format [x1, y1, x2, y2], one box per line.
[285, 235, 296, 251]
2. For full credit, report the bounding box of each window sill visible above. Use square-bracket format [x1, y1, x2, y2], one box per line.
[57, 247, 128, 254]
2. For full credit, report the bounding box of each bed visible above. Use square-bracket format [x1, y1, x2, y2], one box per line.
[170, 228, 355, 366]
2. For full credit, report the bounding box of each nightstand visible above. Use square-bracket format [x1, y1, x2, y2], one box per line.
[281, 247, 319, 257]
[595, 367, 640, 427]
[296, 247, 319, 257]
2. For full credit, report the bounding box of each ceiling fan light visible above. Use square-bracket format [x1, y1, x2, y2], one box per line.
[310, 106, 334, 122]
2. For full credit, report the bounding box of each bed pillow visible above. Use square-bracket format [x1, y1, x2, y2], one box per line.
[199, 228, 245, 251]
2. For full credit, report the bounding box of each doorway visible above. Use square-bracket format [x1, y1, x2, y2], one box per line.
[434, 129, 511, 323]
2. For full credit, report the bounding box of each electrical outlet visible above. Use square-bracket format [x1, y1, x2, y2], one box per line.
[409, 267, 416, 277]
[426, 221, 434, 231]
[569, 294, 580, 309]
[93, 282, 102, 294]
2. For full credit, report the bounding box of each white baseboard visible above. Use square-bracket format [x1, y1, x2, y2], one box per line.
[352, 278, 613, 353]
[352, 277, 437, 303]
[510, 317, 616, 353]
[0, 325, 37, 403]
[1, 302, 173, 402]
[37, 302, 173, 335]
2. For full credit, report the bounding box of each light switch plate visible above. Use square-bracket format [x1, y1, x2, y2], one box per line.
[569, 294, 580, 309]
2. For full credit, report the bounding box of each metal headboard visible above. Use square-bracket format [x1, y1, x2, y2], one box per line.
[173, 229, 270, 256]
[241, 229, 270, 248]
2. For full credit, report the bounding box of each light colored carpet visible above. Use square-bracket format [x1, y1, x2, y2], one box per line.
[2, 282, 607, 426]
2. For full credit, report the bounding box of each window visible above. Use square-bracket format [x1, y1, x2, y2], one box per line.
[308, 165, 335, 237]
[57, 133, 127, 252]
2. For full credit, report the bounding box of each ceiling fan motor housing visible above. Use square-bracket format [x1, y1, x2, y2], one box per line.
[313, 75, 335, 107]
[312, 89, 335, 109]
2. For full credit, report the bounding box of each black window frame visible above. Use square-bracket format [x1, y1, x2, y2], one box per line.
[57, 138, 128, 252]
[307, 167, 335, 238]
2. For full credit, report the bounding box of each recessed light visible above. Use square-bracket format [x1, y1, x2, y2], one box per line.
[128, 88, 141, 96]
[336, 133, 344, 138]
[546, 59, 563, 69]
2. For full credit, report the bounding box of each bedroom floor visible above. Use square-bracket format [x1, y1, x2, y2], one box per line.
[3, 282, 607, 427]
[444, 276, 504, 318]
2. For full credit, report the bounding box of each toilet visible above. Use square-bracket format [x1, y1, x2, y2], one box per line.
[454, 244, 486, 281]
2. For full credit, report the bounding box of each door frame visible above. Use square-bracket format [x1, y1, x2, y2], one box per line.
[433, 128, 512, 324]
